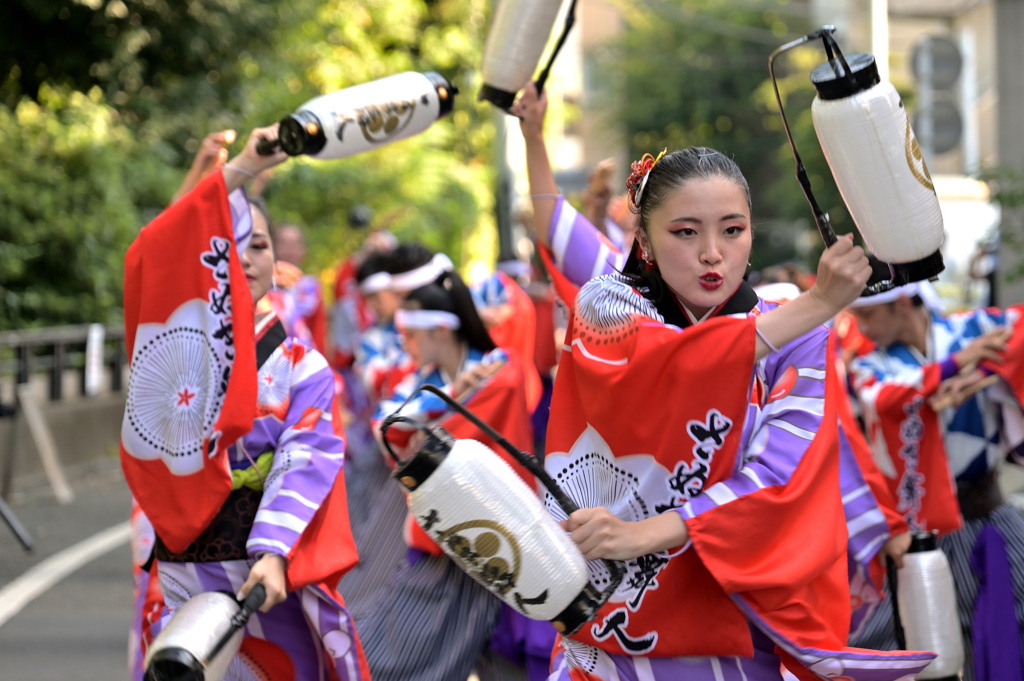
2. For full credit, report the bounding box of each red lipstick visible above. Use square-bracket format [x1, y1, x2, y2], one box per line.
[699, 273, 723, 291]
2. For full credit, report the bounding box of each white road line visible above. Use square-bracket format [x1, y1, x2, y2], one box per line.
[0, 520, 131, 629]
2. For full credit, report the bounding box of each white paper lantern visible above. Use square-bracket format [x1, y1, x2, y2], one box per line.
[896, 533, 964, 679]
[479, 0, 567, 110]
[396, 436, 602, 633]
[271, 71, 456, 160]
[811, 53, 945, 282]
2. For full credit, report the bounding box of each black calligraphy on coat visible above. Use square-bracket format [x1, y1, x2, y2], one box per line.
[591, 608, 658, 654]
[200, 236, 235, 396]
[896, 396, 926, 530]
[669, 409, 733, 501]
[624, 409, 734, 619]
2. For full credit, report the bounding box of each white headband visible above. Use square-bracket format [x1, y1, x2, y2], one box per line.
[359, 272, 392, 295]
[394, 308, 462, 330]
[847, 280, 944, 313]
[390, 253, 455, 292]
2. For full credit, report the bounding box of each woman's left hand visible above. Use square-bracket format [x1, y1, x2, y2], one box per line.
[880, 531, 912, 569]
[452, 363, 496, 399]
[238, 553, 288, 613]
[562, 507, 689, 562]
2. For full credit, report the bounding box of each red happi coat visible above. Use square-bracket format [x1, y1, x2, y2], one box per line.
[545, 276, 935, 680]
[121, 171, 256, 554]
[851, 306, 1024, 536]
[485, 271, 544, 412]
[121, 172, 359, 593]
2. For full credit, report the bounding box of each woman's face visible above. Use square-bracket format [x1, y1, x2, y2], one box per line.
[397, 309, 450, 368]
[243, 206, 275, 302]
[640, 176, 752, 318]
[364, 289, 403, 324]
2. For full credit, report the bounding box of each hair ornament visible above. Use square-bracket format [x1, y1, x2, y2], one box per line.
[626, 148, 667, 214]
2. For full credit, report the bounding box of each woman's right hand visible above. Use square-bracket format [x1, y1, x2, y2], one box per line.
[238, 553, 288, 613]
[807, 234, 873, 314]
[880, 531, 912, 569]
[512, 81, 548, 142]
[222, 124, 290, 193]
[172, 129, 236, 203]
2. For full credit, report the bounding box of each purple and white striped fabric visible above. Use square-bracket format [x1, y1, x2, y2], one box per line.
[549, 197, 627, 286]
[242, 338, 346, 559]
[837, 427, 890, 639]
[676, 300, 831, 524]
[150, 337, 365, 680]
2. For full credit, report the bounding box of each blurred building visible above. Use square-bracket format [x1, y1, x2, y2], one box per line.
[811, 0, 1024, 307]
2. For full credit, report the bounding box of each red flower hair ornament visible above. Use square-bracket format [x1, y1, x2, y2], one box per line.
[626, 148, 667, 214]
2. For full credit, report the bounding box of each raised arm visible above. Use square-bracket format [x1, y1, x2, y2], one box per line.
[753, 234, 872, 361]
[221, 124, 290, 195]
[171, 129, 236, 203]
[512, 82, 559, 250]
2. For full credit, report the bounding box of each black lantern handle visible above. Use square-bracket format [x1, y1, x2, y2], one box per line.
[534, 0, 579, 96]
[768, 26, 839, 248]
[381, 384, 580, 516]
[768, 26, 897, 296]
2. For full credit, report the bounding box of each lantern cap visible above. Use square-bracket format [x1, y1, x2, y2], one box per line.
[423, 71, 458, 118]
[278, 110, 327, 156]
[478, 84, 518, 111]
[811, 52, 880, 101]
[908, 531, 939, 553]
[391, 430, 454, 490]
[890, 250, 945, 287]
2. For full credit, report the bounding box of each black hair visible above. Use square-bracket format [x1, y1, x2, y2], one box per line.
[356, 252, 389, 284]
[623, 147, 752, 301]
[404, 271, 496, 352]
[249, 195, 274, 240]
[384, 242, 433, 275]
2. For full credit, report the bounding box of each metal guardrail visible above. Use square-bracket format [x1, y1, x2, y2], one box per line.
[0, 323, 127, 551]
[0, 323, 126, 402]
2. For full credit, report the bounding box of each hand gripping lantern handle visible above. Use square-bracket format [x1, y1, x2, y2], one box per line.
[381, 383, 626, 633]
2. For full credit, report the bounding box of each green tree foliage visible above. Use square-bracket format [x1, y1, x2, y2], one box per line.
[0, 85, 177, 330]
[980, 161, 1024, 280]
[249, 0, 497, 276]
[592, 0, 851, 270]
[0, 0, 498, 329]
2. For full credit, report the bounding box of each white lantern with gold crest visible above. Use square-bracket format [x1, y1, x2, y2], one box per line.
[479, 0, 577, 111]
[769, 27, 945, 290]
[257, 71, 457, 160]
[383, 385, 624, 635]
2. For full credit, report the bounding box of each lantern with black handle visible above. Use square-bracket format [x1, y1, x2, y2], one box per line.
[381, 384, 625, 635]
[769, 26, 945, 294]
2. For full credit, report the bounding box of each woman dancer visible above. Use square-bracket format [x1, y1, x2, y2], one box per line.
[512, 84, 934, 681]
[357, 265, 535, 681]
[121, 125, 369, 680]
